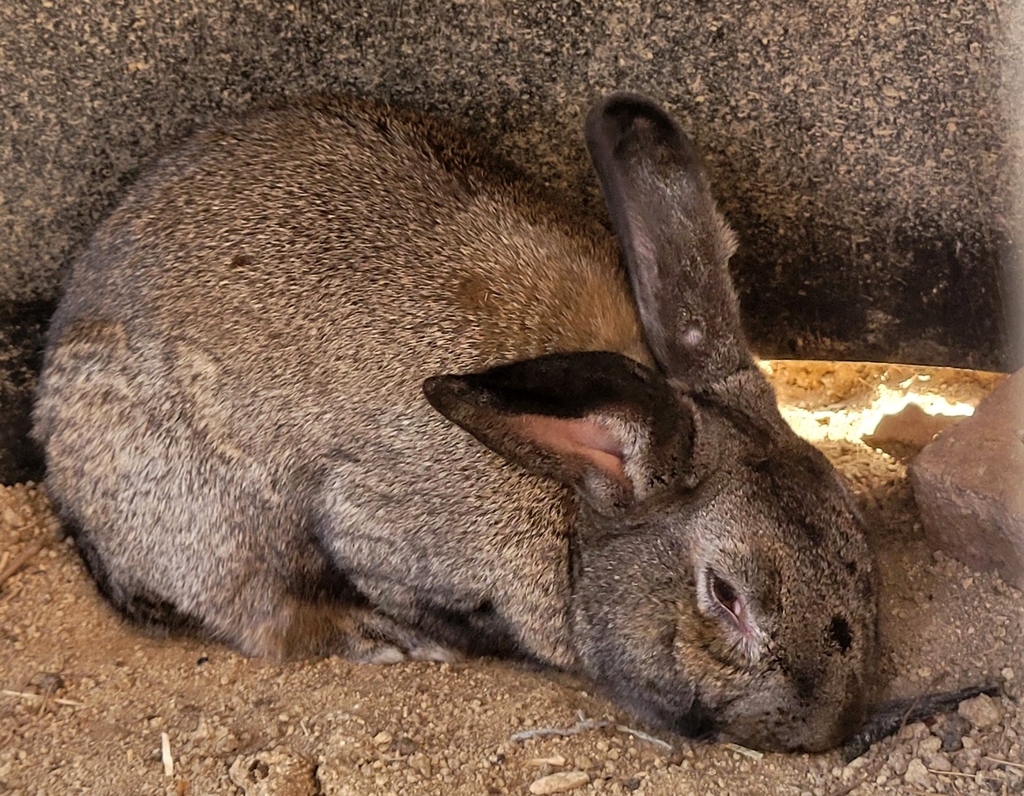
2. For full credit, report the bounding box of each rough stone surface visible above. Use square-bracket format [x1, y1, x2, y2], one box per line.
[862, 402, 963, 455]
[909, 368, 1024, 589]
[528, 770, 590, 794]
[903, 758, 933, 788]
[957, 693, 1004, 730]
[1, 0, 1022, 483]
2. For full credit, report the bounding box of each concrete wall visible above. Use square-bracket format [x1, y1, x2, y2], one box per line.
[1, 0, 1020, 482]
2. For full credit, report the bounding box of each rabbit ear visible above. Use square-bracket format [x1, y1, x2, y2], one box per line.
[423, 352, 696, 515]
[585, 92, 751, 389]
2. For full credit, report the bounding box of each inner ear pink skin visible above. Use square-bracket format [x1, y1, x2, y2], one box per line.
[710, 573, 760, 643]
[727, 596, 759, 643]
[518, 414, 626, 482]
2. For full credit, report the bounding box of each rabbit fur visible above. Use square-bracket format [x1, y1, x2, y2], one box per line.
[33, 92, 878, 752]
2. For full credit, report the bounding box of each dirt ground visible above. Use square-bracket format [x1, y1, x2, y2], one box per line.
[1, 361, 1021, 796]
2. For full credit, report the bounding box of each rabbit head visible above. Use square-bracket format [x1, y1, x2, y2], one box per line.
[425, 93, 878, 752]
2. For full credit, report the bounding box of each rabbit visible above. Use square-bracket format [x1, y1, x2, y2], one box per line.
[32, 91, 878, 752]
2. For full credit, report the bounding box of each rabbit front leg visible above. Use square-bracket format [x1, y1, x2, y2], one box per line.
[234, 596, 457, 663]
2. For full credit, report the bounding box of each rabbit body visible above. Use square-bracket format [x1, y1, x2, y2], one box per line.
[34, 94, 878, 752]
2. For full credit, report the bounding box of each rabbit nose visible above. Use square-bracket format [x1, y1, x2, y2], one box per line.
[829, 615, 854, 653]
[802, 674, 870, 752]
[823, 687, 870, 750]
[668, 695, 717, 739]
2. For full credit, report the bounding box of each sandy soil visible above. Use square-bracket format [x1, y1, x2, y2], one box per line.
[1, 361, 1021, 796]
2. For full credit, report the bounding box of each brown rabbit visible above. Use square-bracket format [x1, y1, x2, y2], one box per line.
[33, 92, 878, 752]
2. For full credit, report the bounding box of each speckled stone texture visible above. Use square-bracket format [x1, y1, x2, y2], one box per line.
[909, 368, 1024, 590]
[1, 0, 1021, 482]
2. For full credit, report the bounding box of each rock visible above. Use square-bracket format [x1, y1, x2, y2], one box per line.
[863, 401, 962, 454]
[925, 752, 952, 771]
[528, 755, 568, 768]
[885, 750, 909, 776]
[903, 758, 933, 788]
[958, 693, 1003, 730]
[937, 713, 971, 752]
[916, 735, 942, 756]
[909, 368, 1024, 589]
[897, 721, 931, 743]
[228, 749, 318, 796]
[529, 770, 590, 794]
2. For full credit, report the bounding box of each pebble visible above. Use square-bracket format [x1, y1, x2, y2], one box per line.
[937, 714, 971, 752]
[886, 750, 909, 776]
[529, 770, 590, 794]
[528, 755, 567, 768]
[958, 693, 1002, 730]
[903, 758, 933, 788]
[372, 731, 393, 746]
[925, 752, 952, 772]
[897, 722, 930, 742]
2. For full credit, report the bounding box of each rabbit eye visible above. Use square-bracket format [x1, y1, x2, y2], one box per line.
[705, 569, 760, 645]
[709, 571, 741, 619]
